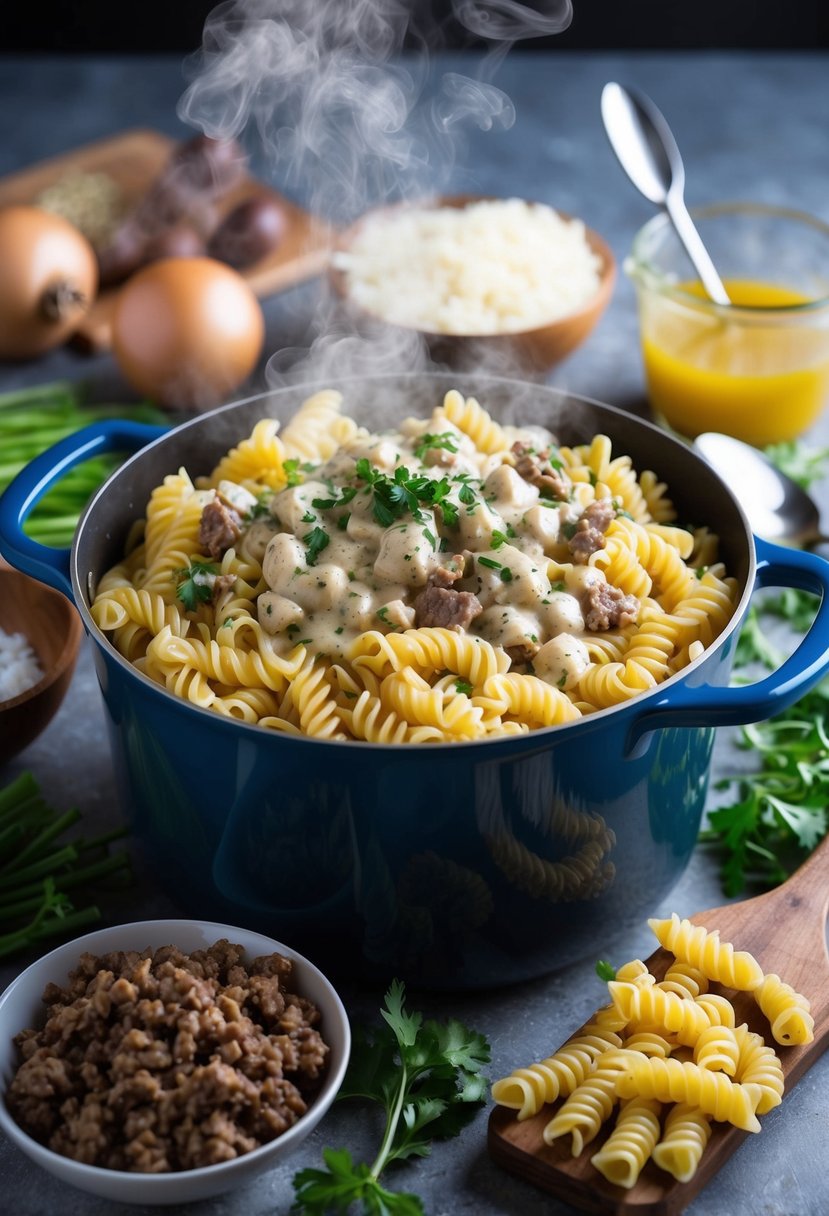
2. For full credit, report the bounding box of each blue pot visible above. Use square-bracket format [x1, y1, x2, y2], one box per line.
[2, 374, 828, 989]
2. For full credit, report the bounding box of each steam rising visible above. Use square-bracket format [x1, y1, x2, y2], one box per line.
[177, 0, 574, 387]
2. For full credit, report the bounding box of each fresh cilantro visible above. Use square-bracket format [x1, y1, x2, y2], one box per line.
[454, 679, 473, 695]
[304, 527, 330, 567]
[413, 431, 459, 461]
[292, 981, 489, 1216]
[595, 960, 616, 982]
[174, 561, 219, 612]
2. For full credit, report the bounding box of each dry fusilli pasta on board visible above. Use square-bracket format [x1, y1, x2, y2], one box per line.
[491, 914, 813, 1189]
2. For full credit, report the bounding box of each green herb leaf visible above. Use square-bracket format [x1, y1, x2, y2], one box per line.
[174, 561, 219, 613]
[454, 679, 473, 695]
[413, 431, 459, 461]
[283, 458, 303, 486]
[294, 981, 489, 1215]
[304, 527, 330, 567]
[595, 959, 616, 982]
[764, 439, 829, 490]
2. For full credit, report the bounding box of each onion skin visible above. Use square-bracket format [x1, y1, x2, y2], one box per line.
[0, 206, 98, 360]
[111, 257, 265, 410]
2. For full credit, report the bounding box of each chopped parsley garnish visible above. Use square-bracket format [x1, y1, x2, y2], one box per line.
[424, 529, 437, 551]
[696, 565, 709, 580]
[491, 530, 509, 549]
[454, 678, 473, 695]
[376, 606, 401, 630]
[174, 560, 219, 612]
[283, 458, 303, 486]
[477, 556, 513, 583]
[337, 513, 351, 531]
[222, 616, 233, 628]
[303, 526, 330, 567]
[301, 510, 316, 523]
[413, 431, 459, 461]
[248, 496, 273, 520]
[312, 486, 357, 511]
[286, 623, 301, 634]
[334, 626, 344, 635]
[595, 960, 616, 982]
[550, 580, 567, 593]
[458, 483, 476, 506]
[562, 522, 578, 540]
[557, 672, 567, 688]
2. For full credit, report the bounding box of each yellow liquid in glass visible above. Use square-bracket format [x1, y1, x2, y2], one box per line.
[641, 280, 829, 445]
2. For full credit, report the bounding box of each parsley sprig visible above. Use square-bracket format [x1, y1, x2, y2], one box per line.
[292, 980, 490, 1216]
[354, 459, 461, 528]
[413, 431, 459, 461]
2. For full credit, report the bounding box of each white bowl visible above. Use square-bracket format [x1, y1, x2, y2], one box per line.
[0, 919, 351, 1205]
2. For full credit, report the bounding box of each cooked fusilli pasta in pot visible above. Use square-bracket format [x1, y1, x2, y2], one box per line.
[91, 389, 738, 742]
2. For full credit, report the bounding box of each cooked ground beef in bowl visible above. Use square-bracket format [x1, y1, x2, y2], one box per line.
[6, 939, 329, 1172]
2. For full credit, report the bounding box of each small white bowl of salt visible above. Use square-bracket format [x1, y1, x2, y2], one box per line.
[0, 559, 83, 765]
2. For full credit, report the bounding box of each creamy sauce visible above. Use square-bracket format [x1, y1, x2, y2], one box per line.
[233, 409, 613, 689]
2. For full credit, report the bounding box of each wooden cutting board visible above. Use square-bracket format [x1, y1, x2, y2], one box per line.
[488, 832, 829, 1215]
[0, 129, 334, 353]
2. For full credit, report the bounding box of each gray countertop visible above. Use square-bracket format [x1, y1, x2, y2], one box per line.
[1, 49, 828, 1216]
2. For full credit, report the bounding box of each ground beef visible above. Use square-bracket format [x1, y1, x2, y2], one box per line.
[209, 573, 237, 606]
[6, 940, 329, 1173]
[581, 581, 640, 631]
[414, 556, 482, 631]
[568, 499, 617, 563]
[511, 441, 571, 501]
[199, 498, 242, 560]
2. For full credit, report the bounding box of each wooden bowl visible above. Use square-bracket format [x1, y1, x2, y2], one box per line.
[330, 195, 616, 376]
[0, 560, 83, 767]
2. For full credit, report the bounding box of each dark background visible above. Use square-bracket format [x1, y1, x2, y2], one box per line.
[3, 0, 828, 53]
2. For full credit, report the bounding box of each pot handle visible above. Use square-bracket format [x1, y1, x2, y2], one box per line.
[626, 536, 829, 751]
[0, 420, 166, 599]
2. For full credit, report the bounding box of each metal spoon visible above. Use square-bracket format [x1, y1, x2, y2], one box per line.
[694, 432, 829, 548]
[601, 81, 731, 306]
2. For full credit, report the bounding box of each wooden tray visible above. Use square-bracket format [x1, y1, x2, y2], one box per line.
[488, 833, 829, 1215]
[0, 129, 334, 353]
